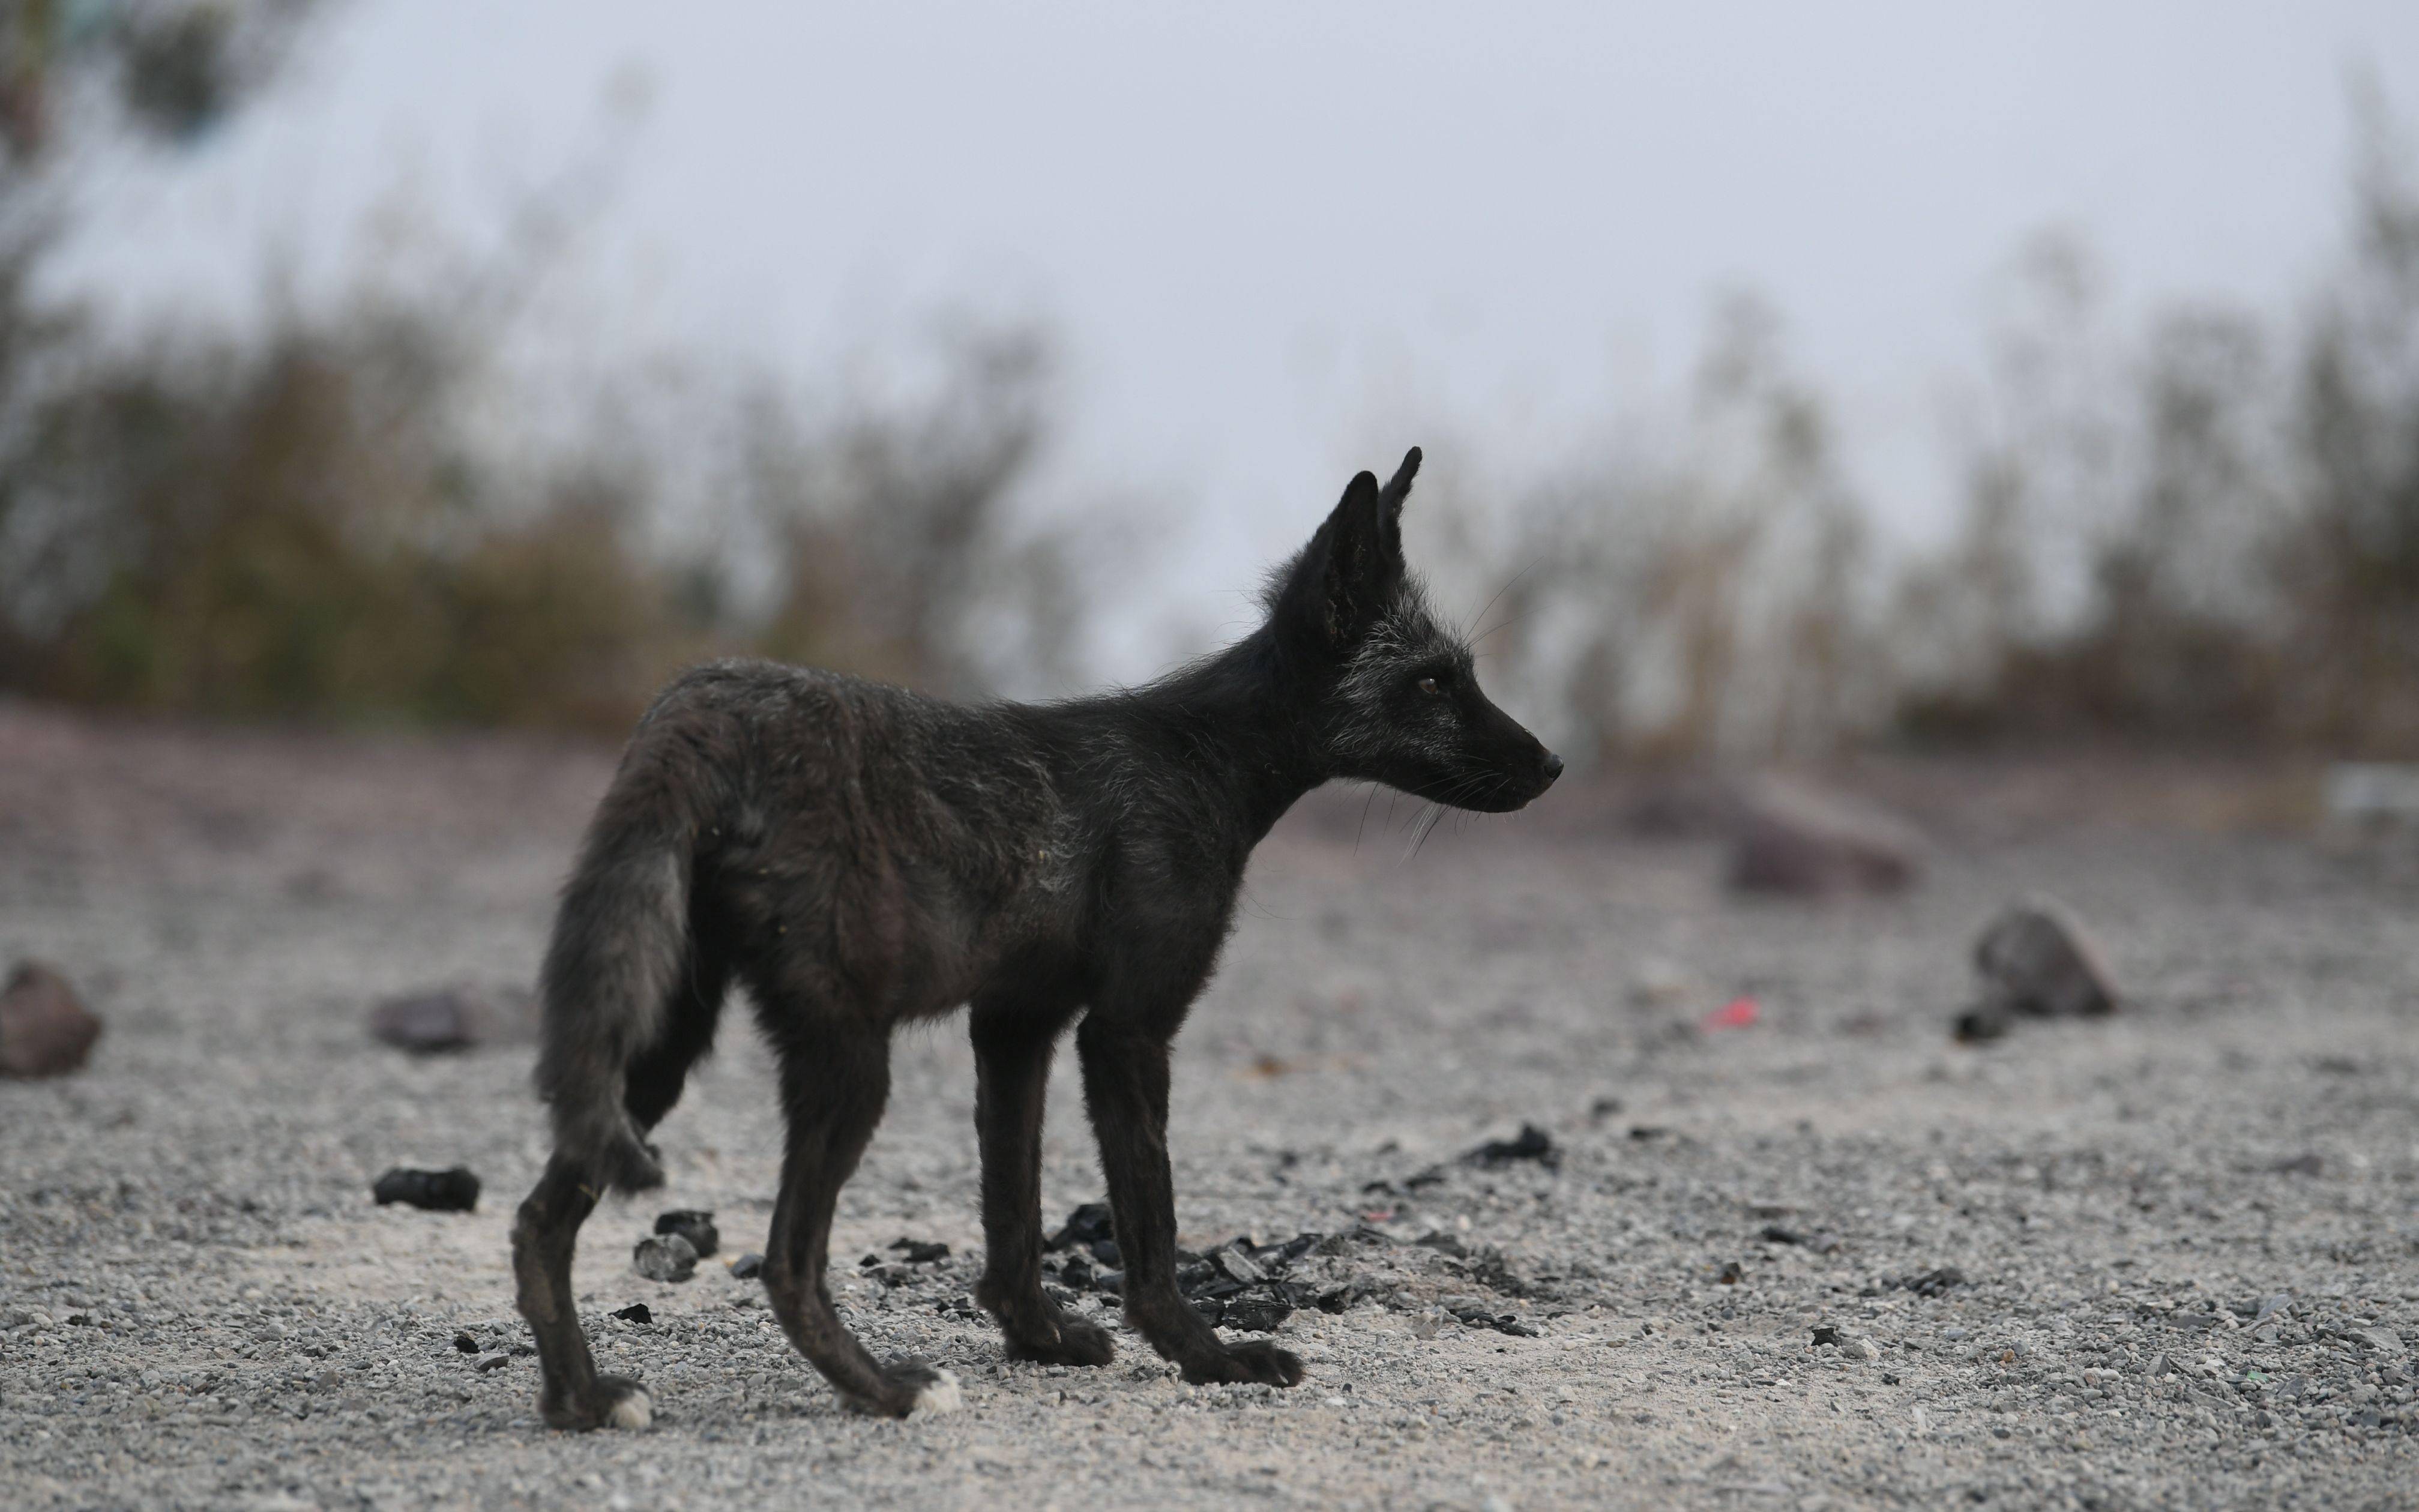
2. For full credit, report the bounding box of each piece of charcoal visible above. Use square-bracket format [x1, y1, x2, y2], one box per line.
[1058, 1254, 1097, 1291]
[729, 1252, 764, 1280]
[1953, 1006, 2011, 1044]
[1274, 1233, 1322, 1265]
[611, 1303, 652, 1324]
[1404, 1164, 1449, 1189]
[1811, 1324, 1845, 1348]
[453, 1331, 480, 1354]
[1214, 1247, 1265, 1285]
[1094, 1269, 1124, 1296]
[1465, 1122, 1560, 1168]
[633, 1233, 699, 1283]
[1222, 1297, 1293, 1333]
[372, 1167, 480, 1212]
[1414, 1230, 1469, 1257]
[1316, 1283, 1355, 1315]
[654, 1209, 719, 1257]
[1089, 1237, 1121, 1267]
[1892, 1266, 1967, 1298]
[890, 1238, 951, 1264]
[1046, 1202, 1115, 1251]
[1191, 1297, 1227, 1326]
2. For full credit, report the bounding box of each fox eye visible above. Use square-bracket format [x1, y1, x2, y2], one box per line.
[1417, 676, 1442, 696]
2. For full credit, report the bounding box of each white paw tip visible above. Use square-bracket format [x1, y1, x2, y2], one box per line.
[911, 1369, 963, 1415]
[604, 1388, 653, 1430]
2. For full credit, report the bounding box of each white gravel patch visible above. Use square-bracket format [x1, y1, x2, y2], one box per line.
[3, 708, 2417, 1508]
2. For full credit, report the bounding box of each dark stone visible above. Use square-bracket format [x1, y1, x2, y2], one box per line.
[1191, 1297, 1226, 1325]
[611, 1303, 652, 1324]
[1891, 1266, 1968, 1298]
[371, 1167, 480, 1212]
[452, 1331, 479, 1354]
[1222, 1297, 1294, 1333]
[1089, 1237, 1121, 1267]
[1811, 1324, 1845, 1347]
[1952, 1006, 2010, 1044]
[366, 984, 536, 1054]
[890, 1237, 951, 1264]
[654, 1209, 719, 1257]
[1046, 1202, 1115, 1251]
[0, 961, 103, 1079]
[1465, 1123, 1560, 1169]
[729, 1252, 764, 1280]
[1972, 901, 2118, 1019]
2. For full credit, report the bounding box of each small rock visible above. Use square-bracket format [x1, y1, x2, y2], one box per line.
[633, 1233, 699, 1283]
[1851, 1338, 1881, 1362]
[611, 1303, 653, 1324]
[1726, 777, 1922, 897]
[1222, 1297, 1294, 1333]
[1971, 900, 2119, 1019]
[371, 1167, 480, 1212]
[2270, 1153, 2324, 1176]
[452, 1331, 479, 1355]
[654, 1209, 719, 1257]
[890, 1238, 950, 1265]
[1046, 1202, 1115, 1251]
[367, 984, 536, 1053]
[474, 1352, 511, 1373]
[1627, 959, 1695, 1007]
[1464, 1123, 1560, 1169]
[0, 960, 103, 1079]
[1951, 1007, 2011, 1044]
[1892, 1267, 1968, 1298]
[2345, 1326, 2405, 1354]
[729, 1252, 764, 1280]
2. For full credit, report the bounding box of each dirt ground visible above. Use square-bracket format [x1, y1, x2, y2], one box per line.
[2, 699, 2416, 1510]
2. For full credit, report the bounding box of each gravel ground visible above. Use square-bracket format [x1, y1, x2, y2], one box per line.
[3, 701, 2418, 1510]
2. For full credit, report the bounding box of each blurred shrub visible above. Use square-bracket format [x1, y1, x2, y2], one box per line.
[1453, 88, 2419, 764]
[1898, 88, 2419, 754]
[0, 2, 1083, 730]
[1423, 292, 1885, 766]
[0, 289, 1072, 728]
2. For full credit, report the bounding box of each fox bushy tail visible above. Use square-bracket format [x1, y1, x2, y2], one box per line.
[532, 774, 696, 1196]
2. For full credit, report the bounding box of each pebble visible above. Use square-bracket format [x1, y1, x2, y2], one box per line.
[633, 1233, 699, 1283]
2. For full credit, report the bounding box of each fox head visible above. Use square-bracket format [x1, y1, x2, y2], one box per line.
[1268, 448, 1562, 813]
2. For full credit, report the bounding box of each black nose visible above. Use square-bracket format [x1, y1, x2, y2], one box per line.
[1541, 751, 1564, 785]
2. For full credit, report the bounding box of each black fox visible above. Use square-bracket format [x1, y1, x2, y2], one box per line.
[511, 447, 1562, 1429]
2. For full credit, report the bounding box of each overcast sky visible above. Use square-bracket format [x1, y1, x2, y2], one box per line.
[53, 0, 2419, 673]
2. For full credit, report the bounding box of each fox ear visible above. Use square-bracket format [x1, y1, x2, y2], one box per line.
[1375, 445, 1420, 561]
[1275, 465, 1404, 649]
